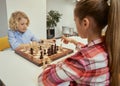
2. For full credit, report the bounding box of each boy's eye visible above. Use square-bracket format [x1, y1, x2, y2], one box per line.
[21, 23, 27, 25]
[21, 23, 24, 25]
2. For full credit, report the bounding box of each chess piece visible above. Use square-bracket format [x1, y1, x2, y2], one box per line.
[39, 46, 42, 50]
[59, 44, 63, 51]
[53, 44, 57, 54]
[56, 46, 59, 51]
[53, 39, 56, 43]
[41, 40, 44, 43]
[47, 48, 51, 56]
[30, 48, 33, 55]
[51, 45, 54, 55]
[47, 57, 51, 64]
[42, 57, 46, 69]
[40, 51, 43, 59]
[44, 49, 46, 55]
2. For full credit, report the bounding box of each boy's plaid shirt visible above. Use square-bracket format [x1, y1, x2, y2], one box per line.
[38, 38, 109, 86]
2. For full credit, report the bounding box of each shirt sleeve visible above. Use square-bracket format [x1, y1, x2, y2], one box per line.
[38, 53, 84, 86]
[28, 30, 40, 42]
[8, 30, 20, 50]
[38, 62, 75, 86]
[38, 51, 109, 86]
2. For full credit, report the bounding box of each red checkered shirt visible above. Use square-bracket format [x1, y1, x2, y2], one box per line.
[38, 38, 110, 86]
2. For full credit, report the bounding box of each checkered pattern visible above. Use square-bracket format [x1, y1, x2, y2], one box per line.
[38, 38, 110, 86]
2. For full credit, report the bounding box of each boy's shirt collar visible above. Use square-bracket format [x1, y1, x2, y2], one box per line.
[16, 30, 25, 35]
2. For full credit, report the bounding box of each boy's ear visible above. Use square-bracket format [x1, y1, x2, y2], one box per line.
[82, 18, 89, 29]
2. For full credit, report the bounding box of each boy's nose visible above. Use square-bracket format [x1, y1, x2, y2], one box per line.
[24, 25, 27, 28]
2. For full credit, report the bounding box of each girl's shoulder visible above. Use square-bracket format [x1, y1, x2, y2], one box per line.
[80, 41, 106, 57]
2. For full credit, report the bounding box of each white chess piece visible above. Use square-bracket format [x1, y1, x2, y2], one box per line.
[47, 57, 51, 64]
[42, 57, 46, 69]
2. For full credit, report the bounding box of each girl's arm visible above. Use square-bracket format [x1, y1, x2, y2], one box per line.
[61, 35, 85, 47]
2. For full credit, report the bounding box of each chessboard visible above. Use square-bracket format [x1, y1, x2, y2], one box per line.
[15, 41, 73, 67]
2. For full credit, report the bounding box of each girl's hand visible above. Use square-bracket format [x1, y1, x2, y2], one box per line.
[61, 35, 71, 44]
[61, 35, 84, 47]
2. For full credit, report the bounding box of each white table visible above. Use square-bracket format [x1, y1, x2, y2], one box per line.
[0, 36, 87, 86]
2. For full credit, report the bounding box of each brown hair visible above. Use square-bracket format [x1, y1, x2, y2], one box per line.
[74, 0, 120, 85]
[9, 11, 30, 31]
[74, 0, 109, 29]
[106, 0, 120, 85]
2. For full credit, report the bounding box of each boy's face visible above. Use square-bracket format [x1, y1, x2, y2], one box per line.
[17, 18, 28, 33]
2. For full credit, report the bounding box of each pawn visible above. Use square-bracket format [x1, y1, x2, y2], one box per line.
[41, 40, 44, 43]
[47, 57, 51, 64]
[44, 49, 46, 55]
[42, 57, 46, 69]
[40, 51, 43, 59]
[39, 46, 42, 50]
[30, 48, 34, 55]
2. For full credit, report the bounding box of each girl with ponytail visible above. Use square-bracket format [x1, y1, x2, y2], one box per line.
[38, 0, 120, 86]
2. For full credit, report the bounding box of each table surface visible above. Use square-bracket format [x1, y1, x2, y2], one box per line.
[0, 36, 87, 86]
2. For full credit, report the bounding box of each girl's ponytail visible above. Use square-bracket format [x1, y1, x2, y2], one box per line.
[105, 0, 120, 85]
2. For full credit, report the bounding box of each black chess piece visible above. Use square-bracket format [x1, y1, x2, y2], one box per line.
[54, 44, 57, 54]
[39, 46, 42, 50]
[40, 51, 43, 59]
[44, 49, 46, 55]
[51, 45, 54, 55]
[47, 48, 51, 56]
[56, 46, 59, 51]
[53, 39, 56, 43]
[40, 40, 44, 43]
[30, 48, 33, 55]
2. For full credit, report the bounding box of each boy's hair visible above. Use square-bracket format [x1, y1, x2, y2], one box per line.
[74, 0, 120, 85]
[9, 11, 30, 31]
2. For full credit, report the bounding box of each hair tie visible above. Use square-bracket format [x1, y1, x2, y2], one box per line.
[105, 0, 110, 6]
[108, 0, 110, 6]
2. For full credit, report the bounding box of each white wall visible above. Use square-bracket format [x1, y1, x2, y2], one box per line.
[47, 0, 76, 37]
[6, 0, 46, 39]
[0, 0, 8, 37]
